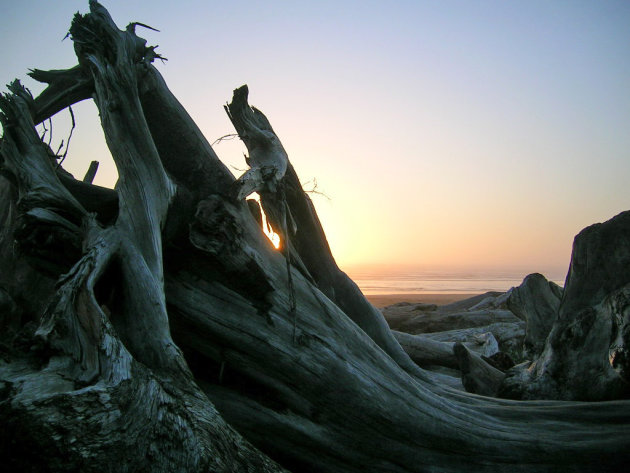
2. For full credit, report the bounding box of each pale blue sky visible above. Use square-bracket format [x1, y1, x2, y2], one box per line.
[2, 0, 629, 278]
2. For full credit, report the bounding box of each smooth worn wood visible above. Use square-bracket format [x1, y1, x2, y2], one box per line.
[507, 272, 561, 358]
[454, 342, 506, 397]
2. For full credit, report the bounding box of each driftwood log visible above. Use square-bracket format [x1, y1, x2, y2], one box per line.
[0, 2, 629, 472]
[500, 212, 630, 401]
[507, 273, 562, 359]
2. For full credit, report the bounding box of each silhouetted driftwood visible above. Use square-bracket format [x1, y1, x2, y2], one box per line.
[0, 2, 629, 472]
[500, 212, 630, 401]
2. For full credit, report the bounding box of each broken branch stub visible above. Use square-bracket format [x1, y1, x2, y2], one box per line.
[225, 85, 288, 199]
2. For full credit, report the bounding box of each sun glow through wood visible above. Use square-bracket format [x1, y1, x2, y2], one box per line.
[250, 195, 281, 250]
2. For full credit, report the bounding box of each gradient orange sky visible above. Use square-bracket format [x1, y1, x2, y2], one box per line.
[2, 1, 629, 278]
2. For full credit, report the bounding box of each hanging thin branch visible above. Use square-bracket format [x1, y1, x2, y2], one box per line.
[47, 117, 53, 146]
[56, 105, 75, 168]
[39, 120, 48, 142]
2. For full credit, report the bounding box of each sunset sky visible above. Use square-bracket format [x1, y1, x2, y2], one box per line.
[2, 0, 629, 279]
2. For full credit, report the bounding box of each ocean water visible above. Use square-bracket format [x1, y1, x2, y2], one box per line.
[344, 266, 566, 295]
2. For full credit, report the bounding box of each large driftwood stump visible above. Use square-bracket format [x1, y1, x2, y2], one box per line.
[0, 2, 629, 472]
[500, 211, 630, 401]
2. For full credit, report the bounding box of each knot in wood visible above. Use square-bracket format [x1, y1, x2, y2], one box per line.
[190, 196, 242, 256]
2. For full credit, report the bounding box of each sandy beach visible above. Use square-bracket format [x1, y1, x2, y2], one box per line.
[365, 293, 478, 308]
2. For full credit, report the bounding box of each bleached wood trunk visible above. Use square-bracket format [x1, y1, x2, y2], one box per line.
[0, 2, 628, 472]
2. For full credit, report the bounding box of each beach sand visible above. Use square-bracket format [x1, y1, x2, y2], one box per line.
[366, 293, 477, 308]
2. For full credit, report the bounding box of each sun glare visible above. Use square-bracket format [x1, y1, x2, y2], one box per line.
[262, 212, 281, 250]
[249, 195, 281, 250]
[267, 229, 281, 250]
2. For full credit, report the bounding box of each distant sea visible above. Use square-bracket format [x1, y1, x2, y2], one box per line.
[344, 266, 566, 295]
